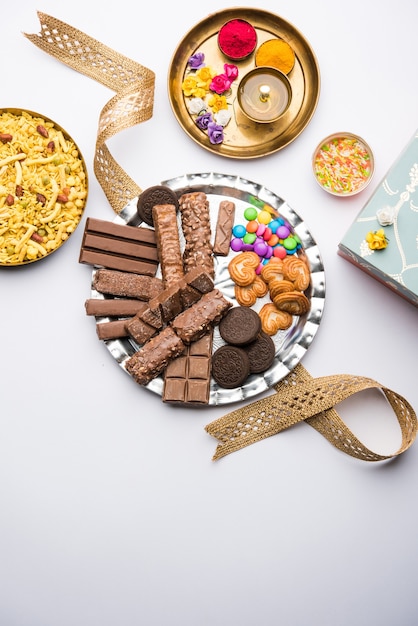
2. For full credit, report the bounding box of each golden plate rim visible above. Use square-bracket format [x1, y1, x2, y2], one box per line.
[167, 7, 321, 159]
[0, 107, 89, 268]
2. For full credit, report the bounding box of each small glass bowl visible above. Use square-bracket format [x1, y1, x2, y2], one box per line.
[312, 132, 374, 196]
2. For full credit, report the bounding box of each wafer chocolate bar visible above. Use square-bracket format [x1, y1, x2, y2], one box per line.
[79, 217, 159, 275]
[93, 269, 163, 300]
[163, 331, 213, 404]
[179, 192, 214, 278]
[213, 200, 235, 256]
[152, 204, 184, 287]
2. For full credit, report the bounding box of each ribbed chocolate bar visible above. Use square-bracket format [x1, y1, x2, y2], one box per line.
[79, 217, 158, 275]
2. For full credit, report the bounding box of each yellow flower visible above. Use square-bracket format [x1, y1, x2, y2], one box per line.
[196, 66, 214, 89]
[366, 229, 389, 250]
[207, 94, 228, 113]
[182, 76, 199, 97]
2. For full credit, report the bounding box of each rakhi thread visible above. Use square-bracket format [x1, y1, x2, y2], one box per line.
[24, 12, 155, 214]
[205, 363, 417, 461]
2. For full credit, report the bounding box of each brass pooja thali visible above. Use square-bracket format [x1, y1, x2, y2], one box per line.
[168, 8, 321, 158]
[92, 173, 326, 406]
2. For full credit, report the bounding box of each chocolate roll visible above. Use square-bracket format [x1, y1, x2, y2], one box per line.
[152, 203, 184, 288]
[171, 289, 232, 344]
[179, 192, 214, 278]
[125, 327, 185, 386]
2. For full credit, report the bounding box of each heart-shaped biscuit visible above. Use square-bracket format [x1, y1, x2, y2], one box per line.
[235, 275, 268, 306]
[273, 290, 311, 315]
[260, 258, 284, 284]
[228, 251, 260, 287]
[282, 256, 311, 291]
[259, 302, 293, 335]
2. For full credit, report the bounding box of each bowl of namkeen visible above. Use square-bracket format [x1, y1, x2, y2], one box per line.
[0, 109, 88, 266]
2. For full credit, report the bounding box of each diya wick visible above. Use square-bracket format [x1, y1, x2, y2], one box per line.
[237, 67, 292, 123]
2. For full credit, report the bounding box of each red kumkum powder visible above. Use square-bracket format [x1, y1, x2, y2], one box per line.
[218, 19, 257, 60]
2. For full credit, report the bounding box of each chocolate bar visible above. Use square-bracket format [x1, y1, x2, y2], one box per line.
[96, 319, 130, 340]
[163, 331, 213, 404]
[125, 315, 157, 345]
[79, 217, 158, 275]
[179, 192, 214, 278]
[125, 326, 185, 386]
[85, 298, 148, 317]
[213, 200, 235, 256]
[125, 268, 214, 346]
[93, 269, 163, 300]
[152, 204, 184, 287]
[171, 289, 232, 344]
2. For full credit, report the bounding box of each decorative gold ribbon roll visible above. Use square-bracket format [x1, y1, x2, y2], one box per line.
[24, 12, 155, 214]
[205, 363, 417, 461]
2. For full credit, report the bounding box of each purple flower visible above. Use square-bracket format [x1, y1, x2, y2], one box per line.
[195, 112, 213, 131]
[188, 52, 205, 69]
[207, 121, 224, 144]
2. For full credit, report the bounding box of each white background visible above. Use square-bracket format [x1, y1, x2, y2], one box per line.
[2, 1, 418, 625]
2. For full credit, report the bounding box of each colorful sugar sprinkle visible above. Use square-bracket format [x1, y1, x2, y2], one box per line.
[313, 134, 373, 195]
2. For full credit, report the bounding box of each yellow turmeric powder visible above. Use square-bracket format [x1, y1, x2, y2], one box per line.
[255, 38, 295, 74]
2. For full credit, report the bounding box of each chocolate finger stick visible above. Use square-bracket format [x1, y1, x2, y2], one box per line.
[213, 200, 235, 256]
[152, 204, 184, 288]
[179, 192, 214, 278]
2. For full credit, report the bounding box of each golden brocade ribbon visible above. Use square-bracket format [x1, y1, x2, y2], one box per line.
[23, 14, 417, 464]
[24, 12, 155, 214]
[205, 363, 417, 461]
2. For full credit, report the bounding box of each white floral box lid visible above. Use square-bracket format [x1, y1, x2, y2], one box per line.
[338, 130, 418, 308]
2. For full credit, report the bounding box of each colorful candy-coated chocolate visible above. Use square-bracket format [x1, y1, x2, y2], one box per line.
[262, 227, 272, 241]
[277, 225, 290, 239]
[243, 232, 256, 244]
[246, 220, 259, 233]
[273, 245, 287, 259]
[230, 237, 244, 252]
[232, 224, 246, 238]
[283, 236, 297, 250]
[258, 210, 271, 224]
[254, 241, 268, 256]
[244, 207, 258, 221]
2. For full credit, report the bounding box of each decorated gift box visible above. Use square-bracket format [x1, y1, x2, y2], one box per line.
[338, 130, 418, 308]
